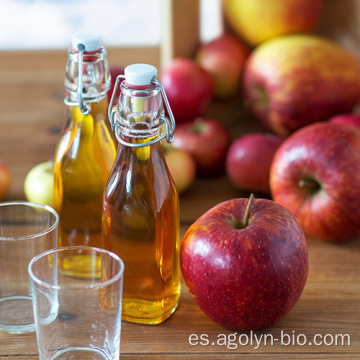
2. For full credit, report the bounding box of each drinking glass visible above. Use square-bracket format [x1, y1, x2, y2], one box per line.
[28, 246, 124, 360]
[0, 201, 58, 334]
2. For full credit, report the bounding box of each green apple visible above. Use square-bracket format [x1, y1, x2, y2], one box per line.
[24, 161, 54, 207]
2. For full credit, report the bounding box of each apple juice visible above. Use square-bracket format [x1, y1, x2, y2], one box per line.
[54, 98, 116, 276]
[103, 64, 180, 324]
[54, 34, 116, 277]
[103, 139, 180, 324]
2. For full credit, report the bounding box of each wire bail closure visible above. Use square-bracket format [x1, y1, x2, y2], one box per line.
[64, 43, 91, 115]
[108, 75, 176, 148]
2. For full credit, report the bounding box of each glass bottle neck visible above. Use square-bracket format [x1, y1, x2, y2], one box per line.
[65, 47, 110, 103]
[113, 82, 164, 147]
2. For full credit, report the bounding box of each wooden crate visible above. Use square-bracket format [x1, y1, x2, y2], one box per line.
[161, 0, 200, 69]
[161, 0, 360, 62]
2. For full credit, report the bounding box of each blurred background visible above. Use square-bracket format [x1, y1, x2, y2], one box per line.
[0, 0, 222, 50]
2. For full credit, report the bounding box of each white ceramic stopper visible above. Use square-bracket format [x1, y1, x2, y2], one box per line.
[72, 32, 102, 52]
[124, 64, 157, 86]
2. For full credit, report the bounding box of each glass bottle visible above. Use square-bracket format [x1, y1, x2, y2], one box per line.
[54, 33, 116, 277]
[102, 64, 180, 324]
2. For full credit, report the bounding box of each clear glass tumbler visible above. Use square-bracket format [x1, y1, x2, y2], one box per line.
[0, 201, 59, 334]
[28, 246, 124, 360]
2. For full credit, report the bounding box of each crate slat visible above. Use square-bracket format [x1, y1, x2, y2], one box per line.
[161, 0, 200, 70]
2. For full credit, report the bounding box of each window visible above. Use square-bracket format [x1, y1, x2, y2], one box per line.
[0, 0, 221, 50]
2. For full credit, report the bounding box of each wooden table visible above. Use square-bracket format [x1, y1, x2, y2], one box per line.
[0, 49, 359, 359]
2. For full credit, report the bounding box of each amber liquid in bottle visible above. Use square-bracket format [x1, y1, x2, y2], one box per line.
[54, 98, 116, 277]
[103, 134, 180, 324]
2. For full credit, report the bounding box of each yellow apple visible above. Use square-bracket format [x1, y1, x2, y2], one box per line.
[24, 161, 54, 207]
[223, 0, 323, 46]
[164, 148, 196, 194]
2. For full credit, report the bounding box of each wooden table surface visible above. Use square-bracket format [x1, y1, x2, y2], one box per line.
[0, 49, 359, 359]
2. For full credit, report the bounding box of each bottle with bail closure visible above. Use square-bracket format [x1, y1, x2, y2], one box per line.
[54, 33, 116, 277]
[102, 64, 180, 324]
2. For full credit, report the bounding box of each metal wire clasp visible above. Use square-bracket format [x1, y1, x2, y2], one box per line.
[108, 76, 176, 148]
[64, 43, 91, 115]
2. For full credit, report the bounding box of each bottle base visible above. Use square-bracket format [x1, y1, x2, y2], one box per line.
[122, 297, 179, 325]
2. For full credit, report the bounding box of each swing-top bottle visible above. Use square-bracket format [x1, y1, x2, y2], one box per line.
[102, 64, 180, 324]
[54, 33, 116, 277]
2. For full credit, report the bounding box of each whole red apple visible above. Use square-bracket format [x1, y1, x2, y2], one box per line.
[164, 147, 196, 194]
[223, 0, 323, 46]
[160, 58, 214, 122]
[196, 34, 249, 98]
[0, 160, 10, 200]
[328, 113, 360, 128]
[180, 195, 308, 331]
[171, 117, 231, 176]
[270, 122, 360, 242]
[226, 133, 283, 193]
[243, 35, 360, 137]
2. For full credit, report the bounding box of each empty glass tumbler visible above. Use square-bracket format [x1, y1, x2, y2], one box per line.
[0, 201, 58, 334]
[28, 246, 124, 360]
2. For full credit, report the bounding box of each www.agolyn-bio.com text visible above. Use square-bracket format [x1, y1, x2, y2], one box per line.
[189, 331, 351, 350]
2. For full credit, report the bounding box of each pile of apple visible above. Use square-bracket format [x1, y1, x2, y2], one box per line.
[177, 0, 360, 332]
[161, 0, 360, 243]
[161, 1, 360, 193]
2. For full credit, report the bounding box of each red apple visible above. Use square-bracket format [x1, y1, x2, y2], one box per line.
[270, 122, 360, 242]
[196, 34, 249, 98]
[108, 65, 125, 106]
[243, 35, 360, 137]
[160, 58, 214, 122]
[171, 117, 231, 176]
[223, 0, 323, 46]
[328, 113, 360, 127]
[0, 160, 10, 200]
[164, 147, 196, 194]
[226, 133, 283, 193]
[180, 195, 308, 331]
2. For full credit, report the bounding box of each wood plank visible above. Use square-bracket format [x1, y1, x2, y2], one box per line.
[1, 277, 359, 357]
[1, 355, 359, 360]
[0, 46, 160, 71]
[118, 357, 360, 360]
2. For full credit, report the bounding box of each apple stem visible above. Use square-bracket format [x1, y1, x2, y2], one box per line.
[298, 178, 321, 194]
[189, 118, 206, 134]
[243, 193, 255, 227]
